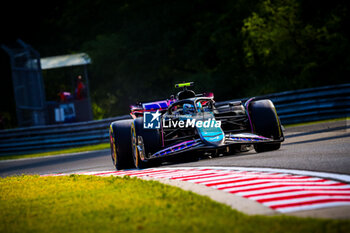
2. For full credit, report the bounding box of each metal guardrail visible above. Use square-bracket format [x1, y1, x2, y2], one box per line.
[258, 83, 350, 124]
[217, 83, 350, 124]
[1, 83, 349, 156]
[0, 115, 130, 155]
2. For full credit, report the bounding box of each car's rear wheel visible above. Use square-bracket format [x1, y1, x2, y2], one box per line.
[249, 99, 283, 153]
[109, 119, 134, 170]
[131, 118, 162, 169]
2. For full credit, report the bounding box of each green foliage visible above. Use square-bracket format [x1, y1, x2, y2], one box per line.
[242, 0, 301, 66]
[1, 175, 349, 233]
[36, 0, 350, 118]
[92, 101, 106, 120]
[241, 0, 350, 94]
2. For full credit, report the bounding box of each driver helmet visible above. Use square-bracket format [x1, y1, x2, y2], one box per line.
[183, 103, 194, 114]
[196, 102, 202, 112]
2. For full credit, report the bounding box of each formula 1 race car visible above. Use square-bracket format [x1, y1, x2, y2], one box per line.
[109, 82, 284, 170]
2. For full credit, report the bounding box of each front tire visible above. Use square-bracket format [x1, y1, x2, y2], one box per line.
[109, 119, 134, 170]
[131, 117, 162, 169]
[249, 99, 283, 153]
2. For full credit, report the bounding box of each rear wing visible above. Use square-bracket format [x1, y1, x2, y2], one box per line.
[130, 99, 175, 117]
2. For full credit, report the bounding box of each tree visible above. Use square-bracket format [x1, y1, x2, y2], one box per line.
[241, 0, 350, 93]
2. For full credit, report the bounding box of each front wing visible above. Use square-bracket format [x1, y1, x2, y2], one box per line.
[147, 133, 283, 160]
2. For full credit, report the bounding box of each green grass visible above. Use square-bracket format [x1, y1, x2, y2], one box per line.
[0, 143, 110, 161]
[1, 175, 349, 233]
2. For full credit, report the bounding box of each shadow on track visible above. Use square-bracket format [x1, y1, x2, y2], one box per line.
[0, 150, 109, 176]
[285, 125, 349, 139]
[284, 133, 350, 145]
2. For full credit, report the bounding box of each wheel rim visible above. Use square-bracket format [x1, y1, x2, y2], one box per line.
[109, 130, 117, 166]
[131, 123, 139, 168]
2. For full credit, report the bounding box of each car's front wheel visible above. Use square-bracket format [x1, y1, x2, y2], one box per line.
[249, 99, 283, 153]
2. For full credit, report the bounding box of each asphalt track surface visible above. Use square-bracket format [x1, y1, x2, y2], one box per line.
[0, 120, 349, 177]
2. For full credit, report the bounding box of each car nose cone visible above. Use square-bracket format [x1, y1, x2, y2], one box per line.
[196, 119, 225, 146]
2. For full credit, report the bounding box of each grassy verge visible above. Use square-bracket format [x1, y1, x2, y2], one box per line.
[1, 175, 349, 233]
[0, 143, 110, 161]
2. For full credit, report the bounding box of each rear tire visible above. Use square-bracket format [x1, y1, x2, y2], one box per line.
[131, 118, 162, 169]
[249, 99, 283, 153]
[109, 119, 134, 170]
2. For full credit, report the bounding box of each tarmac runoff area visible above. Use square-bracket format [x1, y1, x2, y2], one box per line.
[44, 166, 350, 219]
